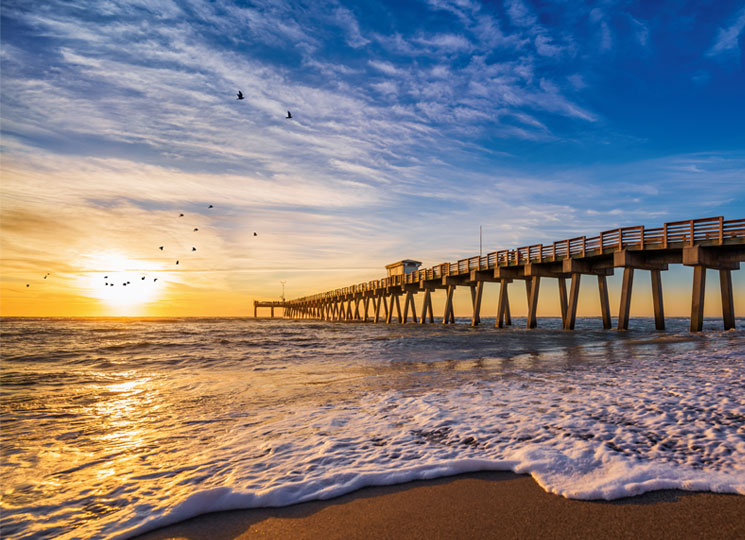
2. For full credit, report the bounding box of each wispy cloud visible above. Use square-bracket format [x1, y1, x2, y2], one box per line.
[707, 6, 745, 59]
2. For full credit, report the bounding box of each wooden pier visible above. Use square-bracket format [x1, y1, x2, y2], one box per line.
[278, 217, 745, 331]
[253, 300, 287, 318]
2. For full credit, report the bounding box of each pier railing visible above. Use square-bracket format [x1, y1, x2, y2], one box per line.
[294, 217, 744, 303]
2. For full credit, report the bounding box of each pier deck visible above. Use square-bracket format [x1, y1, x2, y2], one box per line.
[277, 217, 745, 331]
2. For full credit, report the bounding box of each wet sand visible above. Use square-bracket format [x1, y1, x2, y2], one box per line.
[133, 471, 745, 540]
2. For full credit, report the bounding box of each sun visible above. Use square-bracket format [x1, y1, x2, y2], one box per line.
[83, 253, 165, 313]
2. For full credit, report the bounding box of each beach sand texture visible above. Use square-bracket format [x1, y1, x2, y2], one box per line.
[134, 471, 745, 540]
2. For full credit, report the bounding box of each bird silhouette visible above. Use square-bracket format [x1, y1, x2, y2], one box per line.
[176, 260, 179, 265]
[104, 275, 108, 279]
[141, 276, 146, 280]
[237, 91, 244, 100]
[193, 228, 198, 232]
[26, 284, 29, 287]
[253, 232, 258, 236]
[154, 278, 158, 282]
[208, 205, 213, 208]
[286, 110, 292, 119]
[192, 247, 196, 251]
[159, 246, 164, 251]
[44, 273, 49, 279]
[179, 213, 184, 217]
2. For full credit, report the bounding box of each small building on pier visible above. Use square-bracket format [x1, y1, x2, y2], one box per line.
[385, 260, 422, 277]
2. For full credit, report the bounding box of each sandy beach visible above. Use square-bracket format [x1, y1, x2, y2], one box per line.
[134, 471, 745, 540]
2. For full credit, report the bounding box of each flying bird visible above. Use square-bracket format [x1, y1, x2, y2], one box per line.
[237, 91, 244, 100]
[26, 284, 29, 287]
[286, 110, 292, 119]
[141, 276, 146, 280]
[208, 205, 213, 208]
[44, 273, 49, 279]
[253, 232, 258, 236]
[104, 276, 108, 279]
[154, 278, 158, 282]
[193, 228, 198, 232]
[176, 260, 179, 265]
[192, 247, 196, 251]
[159, 246, 164, 251]
[179, 213, 184, 217]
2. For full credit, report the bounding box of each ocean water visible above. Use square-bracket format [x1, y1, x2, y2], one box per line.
[1, 316, 744, 539]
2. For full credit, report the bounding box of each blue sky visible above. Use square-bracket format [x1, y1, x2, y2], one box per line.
[1, 0, 744, 315]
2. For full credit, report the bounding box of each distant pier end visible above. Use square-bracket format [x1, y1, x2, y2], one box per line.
[279, 217, 744, 331]
[254, 300, 287, 318]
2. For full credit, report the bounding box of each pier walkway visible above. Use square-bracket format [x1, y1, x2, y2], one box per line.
[269, 217, 745, 331]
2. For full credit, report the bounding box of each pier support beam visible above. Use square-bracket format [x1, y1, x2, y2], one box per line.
[471, 282, 483, 326]
[526, 276, 540, 329]
[563, 273, 580, 330]
[558, 277, 568, 327]
[497, 279, 510, 328]
[443, 285, 456, 324]
[618, 268, 634, 331]
[690, 266, 706, 332]
[403, 291, 418, 323]
[651, 270, 665, 330]
[598, 275, 612, 329]
[420, 289, 434, 324]
[721, 269, 735, 330]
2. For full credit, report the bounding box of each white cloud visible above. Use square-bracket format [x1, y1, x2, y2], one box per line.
[368, 60, 402, 76]
[333, 6, 369, 48]
[707, 6, 745, 58]
[505, 0, 537, 28]
[414, 33, 473, 52]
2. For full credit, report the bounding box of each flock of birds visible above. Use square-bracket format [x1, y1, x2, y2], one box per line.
[25, 201, 259, 290]
[24, 91, 273, 292]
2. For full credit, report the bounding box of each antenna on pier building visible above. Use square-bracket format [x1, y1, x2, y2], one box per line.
[280, 280, 287, 302]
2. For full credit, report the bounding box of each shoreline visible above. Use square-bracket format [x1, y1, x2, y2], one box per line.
[133, 471, 745, 540]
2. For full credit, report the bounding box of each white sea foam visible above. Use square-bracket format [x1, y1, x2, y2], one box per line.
[115, 340, 745, 539]
[1, 318, 744, 540]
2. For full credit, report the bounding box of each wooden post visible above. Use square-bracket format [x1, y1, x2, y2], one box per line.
[271, 306, 274, 318]
[564, 273, 580, 330]
[353, 298, 360, 320]
[597, 275, 611, 329]
[443, 285, 455, 324]
[527, 276, 540, 329]
[408, 291, 418, 323]
[382, 295, 389, 321]
[720, 269, 735, 330]
[651, 269, 665, 330]
[386, 295, 394, 324]
[618, 267, 634, 330]
[558, 277, 568, 327]
[690, 266, 705, 332]
[363, 297, 370, 322]
[426, 290, 434, 323]
[394, 294, 403, 323]
[420, 290, 432, 324]
[402, 292, 410, 323]
[374, 296, 381, 323]
[471, 282, 483, 326]
[504, 290, 512, 325]
[497, 280, 507, 328]
[254, 304, 257, 318]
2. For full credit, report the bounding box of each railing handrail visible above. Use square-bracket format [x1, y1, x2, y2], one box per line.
[288, 216, 741, 303]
